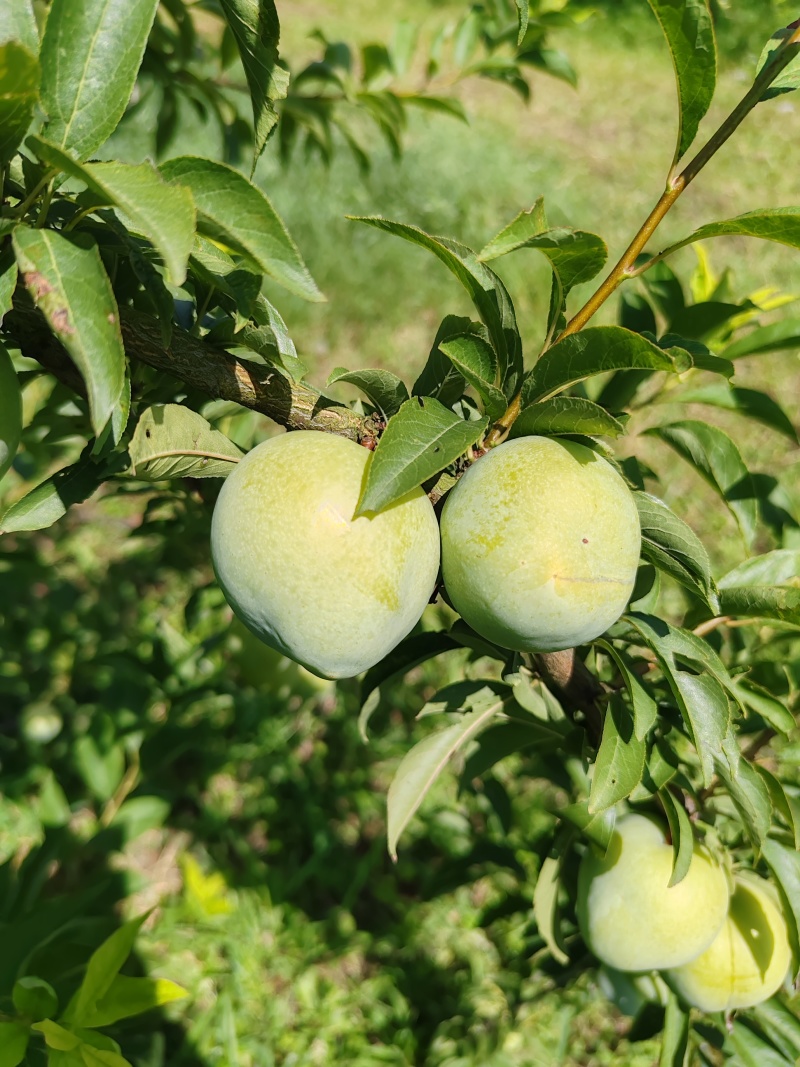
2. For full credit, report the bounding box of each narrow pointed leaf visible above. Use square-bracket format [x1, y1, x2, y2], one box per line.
[723, 318, 800, 359]
[532, 852, 570, 965]
[646, 420, 758, 547]
[756, 26, 800, 101]
[66, 915, 148, 1027]
[515, 0, 529, 46]
[659, 991, 690, 1067]
[634, 491, 717, 608]
[717, 585, 800, 627]
[438, 334, 506, 420]
[159, 157, 323, 302]
[509, 397, 625, 439]
[348, 217, 523, 394]
[128, 405, 243, 481]
[676, 383, 798, 443]
[645, 0, 716, 163]
[595, 640, 658, 741]
[13, 226, 126, 437]
[80, 974, 187, 1028]
[481, 221, 607, 295]
[357, 397, 487, 515]
[327, 367, 409, 418]
[659, 208, 800, 263]
[0, 449, 120, 534]
[218, 0, 289, 167]
[0, 41, 38, 162]
[387, 701, 502, 859]
[659, 787, 694, 887]
[521, 326, 688, 405]
[588, 696, 646, 813]
[761, 837, 800, 972]
[717, 756, 772, 850]
[40, 0, 159, 160]
[730, 680, 795, 735]
[28, 137, 195, 286]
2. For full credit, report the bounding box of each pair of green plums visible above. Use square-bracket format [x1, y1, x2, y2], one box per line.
[210, 428, 641, 680]
[579, 813, 792, 1012]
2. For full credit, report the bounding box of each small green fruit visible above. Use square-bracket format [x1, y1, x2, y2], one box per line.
[577, 812, 729, 972]
[211, 431, 440, 679]
[440, 436, 641, 652]
[0, 343, 22, 481]
[667, 872, 792, 1012]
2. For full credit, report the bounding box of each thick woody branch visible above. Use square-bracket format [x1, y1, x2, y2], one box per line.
[528, 648, 605, 744]
[7, 293, 372, 441]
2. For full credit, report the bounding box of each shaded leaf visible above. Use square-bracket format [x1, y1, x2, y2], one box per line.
[80, 974, 187, 1028]
[588, 696, 646, 813]
[0, 448, 121, 534]
[561, 801, 615, 852]
[718, 585, 800, 627]
[0, 1022, 29, 1067]
[65, 915, 148, 1027]
[595, 640, 657, 741]
[759, 837, 800, 975]
[533, 851, 570, 965]
[676, 382, 798, 443]
[28, 137, 195, 286]
[645, 0, 716, 162]
[218, 0, 289, 167]
[659, 787, 694, 887]
[438, 334, 506, 420]
[327, 367, 409, 418]
[462, 719, 564, 780]
[349, 217, 523, 395]
[237, 295, 306, 381]
[129, 405, 243, 481]
[716, 756, 772, 850]
[521, 326, 687, 405]
[0, 40, 38, 162]
[509, 397, 625, 440]
[646, 420, 758, 547]
[387, 700, 503, 859]
[39, 0, 159, 160]
[723, 318, 800, 359]
[659, 991, 690, 1067]
[634, 491, 717, 609]
[159, 157, 323, 303]
[756, 25, 800, 101]
[356, 397, 487, 515]
[730, 680, 795, 736]
[13, 226, 127, 438]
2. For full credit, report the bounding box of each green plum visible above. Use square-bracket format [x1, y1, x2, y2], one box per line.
[440, 436, 641, 652]
[0, 343, 22, 481]
[211, 431, 440, 679]
[667, 872, 792, 1012]
[577, 813, 729, 972]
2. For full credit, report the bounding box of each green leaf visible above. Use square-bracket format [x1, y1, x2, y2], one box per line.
[77, 1047, 131, 1067]
[727, 1021, 795, 1067]
[79, 974, 186, 1028]
[760, 837, 800, 973]
[723, 318, 800, 359]
[13, 976, 58, 1021]
[520, 326, 688, 405]
[595, 640, 657, 741]
[387, 698, 503, 859]
[659, 991, 690, 1067]
[128, 405, 243, 481]
[675, 383, 798, 444]
[720, 549, 800, 588]
[588, 696, 646, 814]
[532, 850, 570, 965]
[462, 719, 566, 780]
[658, 208, 800, 264]
[509, 397, 626, 440]
[515, 0, 529, 47]
[716, 757, 772, 850]
[0, 449, 120, 534]
[0, 0, 38, 53]
[659, 787, 694, 887]
[634, 491, 717, 608]
[39, 0, 159, 160]
[0, 244, 17, 324]
[13, 226, 127, 438]
[159, 157, 323, 303]
[756, 25, 800, 102]
[26, 138, 195, 287]
[32, 1021, 80, 1052]
[730, 680, 795, 736]
[65, 915, 148, 1028]
[348, 217, 523, 395]
[356, 397, 487, 515]
[718, 585, 800, 627]
[626, 613, 732, 787]
[646, 420, 758, 548]
[749, 997, 800, 1061]
[438, 334, 506, 420]
[561, 801, 615, 852]
[480, 214, 607, 296]
[404, 94, 467, 122]
[327, 367, 409, 418]
[0, 1022, 29, 1067]
[236, 295, 306, 381]
[645, 0, 716, 164]
[0, 41, 38, 162]
[218, 0, 289, 168]
[758, 767, 800, 849]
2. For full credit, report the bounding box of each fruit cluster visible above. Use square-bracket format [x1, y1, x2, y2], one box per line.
[210, 429, 641, 679]
[579, 813, 792, 1012]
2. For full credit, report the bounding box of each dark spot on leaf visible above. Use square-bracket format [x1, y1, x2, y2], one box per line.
[582, 538, 589, 544]
[24, 271, 54, 301]
[145, 429, 151, 438]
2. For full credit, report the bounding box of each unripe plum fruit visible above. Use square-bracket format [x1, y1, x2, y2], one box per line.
[667, 872, 792, 1012]
[211, 431, 440, 679]
[0, 344, 22, 481]
[577, 812, 729, 972]
[440, 436, 641, 652]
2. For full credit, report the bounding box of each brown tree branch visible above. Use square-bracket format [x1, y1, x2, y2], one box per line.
[7, 293, 373, 441]
[526, 648, 605, 745]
